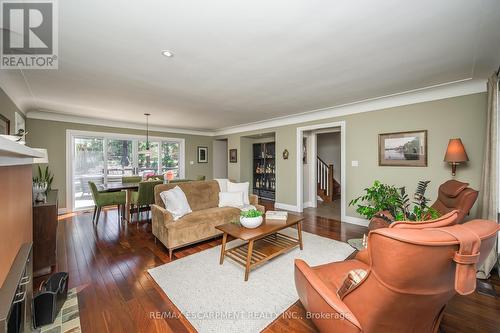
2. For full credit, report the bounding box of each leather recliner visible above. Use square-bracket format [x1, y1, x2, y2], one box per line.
[431, 180, 478, 224]
[294, 219, 499, 333]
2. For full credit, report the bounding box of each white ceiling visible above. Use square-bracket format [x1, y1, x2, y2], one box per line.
[1, 0, 500, 132]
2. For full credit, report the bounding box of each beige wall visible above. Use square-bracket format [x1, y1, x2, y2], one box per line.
[219, 93, 487, 219]
[26, 118, 214, 209]
[0, 88, 24, 135]
[25, 92, 487, 218]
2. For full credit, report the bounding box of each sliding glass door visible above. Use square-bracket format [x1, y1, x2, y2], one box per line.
[69, 131, 185, 211]
[73, 137, 105, 210]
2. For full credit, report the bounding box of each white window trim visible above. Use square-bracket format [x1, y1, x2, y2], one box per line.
[66, 129, 185, 212]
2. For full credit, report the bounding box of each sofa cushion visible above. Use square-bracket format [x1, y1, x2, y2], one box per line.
[159, 186, 192, 220]
[219, 191, 244, 208]
[166, 206, 241, 230]
[228, 181, 250, 205]
[154, 180, 220, 211]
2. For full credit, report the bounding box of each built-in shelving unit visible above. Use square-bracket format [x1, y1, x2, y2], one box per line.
[253, 142, 275, 201]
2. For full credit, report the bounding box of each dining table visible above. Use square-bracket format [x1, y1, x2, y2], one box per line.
[97, 182, 142, 222]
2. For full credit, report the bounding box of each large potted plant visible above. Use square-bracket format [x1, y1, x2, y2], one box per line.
[349, 180, 439, 230]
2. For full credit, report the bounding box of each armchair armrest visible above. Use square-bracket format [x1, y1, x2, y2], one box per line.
[354, 248, 370, 265]
[294, 259, 362, 332]
[151, 204, 174, 227]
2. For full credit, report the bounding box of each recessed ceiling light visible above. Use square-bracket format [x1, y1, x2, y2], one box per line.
[161, 50, 174, 58]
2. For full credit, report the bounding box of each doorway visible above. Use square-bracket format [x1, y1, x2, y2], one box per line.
[296, 121, 346, 221]
[213, 139, 228, 179]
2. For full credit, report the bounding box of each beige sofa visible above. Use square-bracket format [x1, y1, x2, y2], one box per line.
[151, 180, 265, 258]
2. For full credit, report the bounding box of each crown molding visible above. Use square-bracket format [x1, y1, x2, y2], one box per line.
[26, 110, 214, 136]
[25, 78, 487, 137]
[214, 78, 486, 136]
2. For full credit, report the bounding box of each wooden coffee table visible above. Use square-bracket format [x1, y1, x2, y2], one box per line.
[216, 214, 304, 281]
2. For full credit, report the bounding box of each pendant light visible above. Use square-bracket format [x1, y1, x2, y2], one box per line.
[142, 113, 151, 156]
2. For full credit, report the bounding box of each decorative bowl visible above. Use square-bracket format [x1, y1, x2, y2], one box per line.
[240, 215, 263, 229]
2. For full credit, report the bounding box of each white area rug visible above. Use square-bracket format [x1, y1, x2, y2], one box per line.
[148, 229, 355, 333]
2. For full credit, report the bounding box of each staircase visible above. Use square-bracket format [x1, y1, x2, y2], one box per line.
[317, 156, 341, 203]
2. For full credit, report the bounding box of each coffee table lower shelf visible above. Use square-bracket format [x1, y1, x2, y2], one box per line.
[221, 232, 301, 281]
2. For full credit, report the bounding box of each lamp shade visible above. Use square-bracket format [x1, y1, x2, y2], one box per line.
[444, 139, 468, 162]
[33, 148, 49, 164]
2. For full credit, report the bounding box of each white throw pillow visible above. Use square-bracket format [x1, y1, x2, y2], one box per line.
[227, 181, 250, 205]
[218, 191, 244, 208]
[159, 186, 192, 220]
[215, 178, 229, 192]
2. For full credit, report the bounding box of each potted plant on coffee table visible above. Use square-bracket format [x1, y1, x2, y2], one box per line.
[240, 209, 264, 229]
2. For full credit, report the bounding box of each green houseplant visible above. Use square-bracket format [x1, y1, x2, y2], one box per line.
[349, 180, 440, 227]
[32, 165, 54, 192]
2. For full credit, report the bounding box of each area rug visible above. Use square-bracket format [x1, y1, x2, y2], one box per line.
[347, 238, 365, 251]
[148, 229, 355, 333]
[40, 288, 81, 333]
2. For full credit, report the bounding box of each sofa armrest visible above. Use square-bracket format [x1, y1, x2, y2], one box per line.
[151, 204, 174, 227]
[249, 194, 259, 206]
[294, 259, 362, 332]
[249, 194, 266, 213]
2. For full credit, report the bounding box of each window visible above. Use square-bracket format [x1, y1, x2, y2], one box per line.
[69, 130, 185, 211]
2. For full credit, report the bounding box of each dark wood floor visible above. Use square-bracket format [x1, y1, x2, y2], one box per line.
[35, 203, 500, 333]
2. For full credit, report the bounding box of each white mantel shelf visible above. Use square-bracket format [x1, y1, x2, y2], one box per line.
[0, 136, 44, 166]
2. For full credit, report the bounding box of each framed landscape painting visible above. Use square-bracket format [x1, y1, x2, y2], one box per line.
[379, 130, 427, 167]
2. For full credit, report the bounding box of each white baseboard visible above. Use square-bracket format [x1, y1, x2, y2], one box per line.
[58, 208, 68, 215]
[342, 215, 369, 227]
[274, 202, 301, 212]
[303, 201, 313, 209]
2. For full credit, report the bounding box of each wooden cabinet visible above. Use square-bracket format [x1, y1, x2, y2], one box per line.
[33, 190, 58, 278]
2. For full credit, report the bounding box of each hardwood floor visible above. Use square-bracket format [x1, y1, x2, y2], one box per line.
[35, 205, 500, 333]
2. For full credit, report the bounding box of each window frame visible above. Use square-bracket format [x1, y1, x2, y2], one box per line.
[66, 129, 185, 211]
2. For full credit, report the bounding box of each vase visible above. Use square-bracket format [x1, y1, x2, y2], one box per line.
[240, 216, 263, 229]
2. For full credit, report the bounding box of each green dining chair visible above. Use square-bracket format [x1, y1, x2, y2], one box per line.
[122, 175, 142, 183]
[130, 180, 163, 222]
[88, 181, 126, 225]
[196, 175, 206, 181]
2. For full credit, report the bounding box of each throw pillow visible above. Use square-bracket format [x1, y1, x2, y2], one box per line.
[215, 179, 229, 192]
[159, 186, 192, 220]
[218, 191, 244, 208]
[337, 269, 367, 299]
[227, 181, 250, 205]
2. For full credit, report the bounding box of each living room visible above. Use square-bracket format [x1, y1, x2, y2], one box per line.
[0, 1, 499, 332]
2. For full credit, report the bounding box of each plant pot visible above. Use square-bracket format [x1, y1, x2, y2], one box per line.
[240, 216, 263, 229]
[368, 210, 394, 231]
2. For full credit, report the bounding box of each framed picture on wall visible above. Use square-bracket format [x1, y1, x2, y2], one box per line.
[0, 114, 10, 134]
[197, 146, 208, 163]
[379, 130, 427, 167]
[229, 149, 237, 163]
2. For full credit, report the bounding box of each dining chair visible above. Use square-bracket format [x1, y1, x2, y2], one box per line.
[130, 180, 163, 223]
[88, 181, 126, 225]
[122, 175, 142, 183]
[146, 174, 164, 181]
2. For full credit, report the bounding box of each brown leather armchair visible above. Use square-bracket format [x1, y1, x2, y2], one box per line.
[295, 219, 499, 333]
[431, 180, 478, 224]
